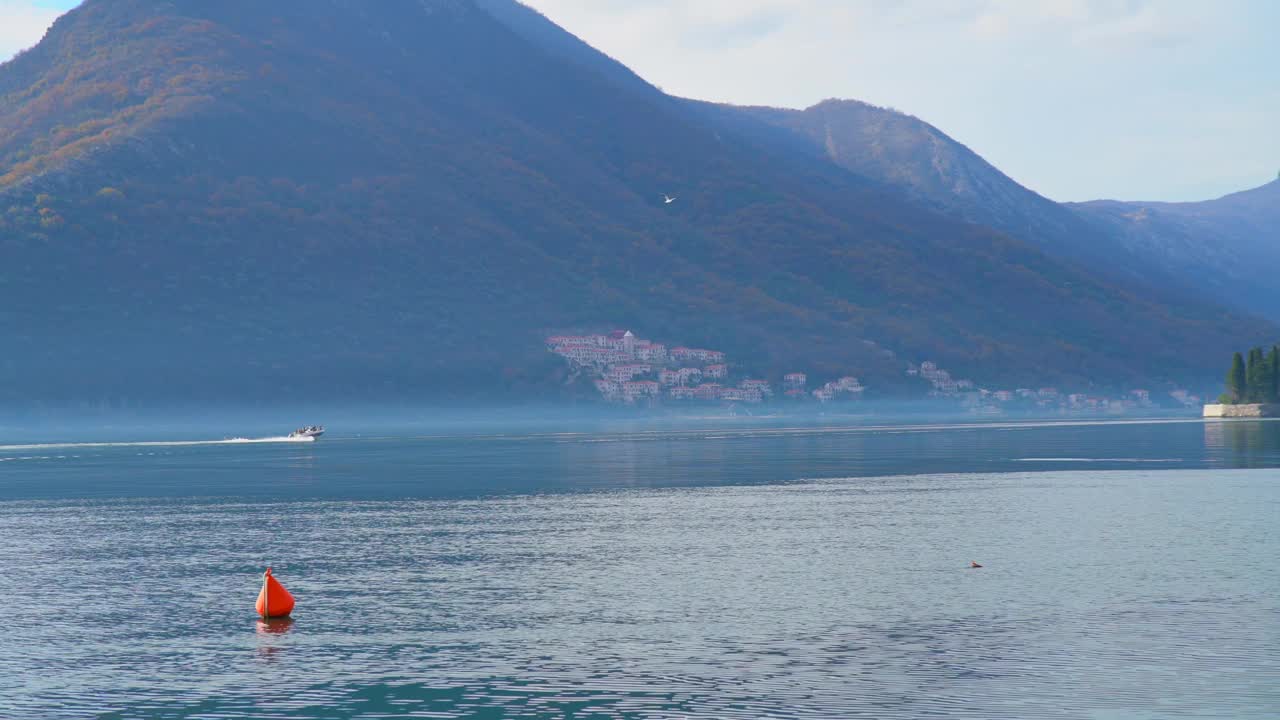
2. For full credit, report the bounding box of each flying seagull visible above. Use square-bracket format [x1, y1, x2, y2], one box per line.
[663, 194, 677, 204]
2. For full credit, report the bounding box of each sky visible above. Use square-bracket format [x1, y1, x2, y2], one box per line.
[2, 0, 1277, 202]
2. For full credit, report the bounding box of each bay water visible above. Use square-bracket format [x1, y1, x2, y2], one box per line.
[1, 417, 1277, 718]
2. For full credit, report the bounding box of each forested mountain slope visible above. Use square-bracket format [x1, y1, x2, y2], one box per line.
[729, 100, 1093, 253]
[705, 99, 1278, 323]
[484, 1, 1277, 325]
[0, 0, 1269, 405]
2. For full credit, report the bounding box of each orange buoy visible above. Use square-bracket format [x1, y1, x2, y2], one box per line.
[255, 567, 296, 618]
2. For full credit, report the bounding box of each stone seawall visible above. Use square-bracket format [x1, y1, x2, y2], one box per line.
[1203, 403, 1280, 418]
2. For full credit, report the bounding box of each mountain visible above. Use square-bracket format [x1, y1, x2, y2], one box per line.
[0, 0, 1270, 406]
[726, 99, 1098, 258]
[1071, 179, 1280, 316]
[718, 98, 1279, 322]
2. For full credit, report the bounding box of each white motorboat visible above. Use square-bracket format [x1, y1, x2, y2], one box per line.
[288, 425, 325, 440]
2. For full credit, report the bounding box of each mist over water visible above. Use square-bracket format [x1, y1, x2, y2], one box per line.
[1, 414, 1277, 718]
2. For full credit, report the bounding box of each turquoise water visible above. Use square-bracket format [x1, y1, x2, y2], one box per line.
[1, 418, 1278, 718]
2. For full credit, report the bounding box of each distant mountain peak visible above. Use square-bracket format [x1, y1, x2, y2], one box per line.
[736, 97, 1094, 247]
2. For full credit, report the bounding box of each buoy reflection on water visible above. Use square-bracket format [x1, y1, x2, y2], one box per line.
[255, 617, 295, 635]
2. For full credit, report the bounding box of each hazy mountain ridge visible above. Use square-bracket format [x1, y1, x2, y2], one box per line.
[1070, 180, 1280, 313]
[728, 97, 1278, 321]
[0, 0, 1270, 406]
[731, 100, 1109, 262]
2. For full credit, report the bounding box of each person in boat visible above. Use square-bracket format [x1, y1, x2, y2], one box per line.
[970, 561, 983, 568]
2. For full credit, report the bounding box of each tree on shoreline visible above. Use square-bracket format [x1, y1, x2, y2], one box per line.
[1246, 348, 1264, 402]
[1271, 346, 1280, 401]
[1222, 346, 1280, 404]
[1225, 352, 1246, 403]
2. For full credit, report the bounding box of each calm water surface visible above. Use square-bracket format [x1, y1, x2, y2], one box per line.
[1, 418, 1277, 718]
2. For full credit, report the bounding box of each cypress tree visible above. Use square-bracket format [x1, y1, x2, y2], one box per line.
[1269, 345, 1280, 403]
[1258, 346, 1271, 403]
[1227, 351, 1246, 403]
[1245, 348, 1256, 401]
[1260, 347, 1271, 400]
[1246, 347, 1264, 402]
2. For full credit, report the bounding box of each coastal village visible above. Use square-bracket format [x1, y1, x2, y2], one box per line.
[907, 360, 1202, 415]
[546, 329, 1202, 414]
[545, 330, 863, 406]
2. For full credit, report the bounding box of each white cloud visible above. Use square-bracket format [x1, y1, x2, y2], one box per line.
[0, 1, 62, 62]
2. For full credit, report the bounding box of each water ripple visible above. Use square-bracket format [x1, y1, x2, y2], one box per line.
[1, 469, 1277, 718]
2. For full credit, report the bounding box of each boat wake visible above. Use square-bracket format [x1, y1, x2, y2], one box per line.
[0, 435, 315, 453]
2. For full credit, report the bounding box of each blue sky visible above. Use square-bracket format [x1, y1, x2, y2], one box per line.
[2, 0, 1277, 202]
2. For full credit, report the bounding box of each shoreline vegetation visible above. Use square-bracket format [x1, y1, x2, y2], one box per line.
[1219, 346, 1280, 405]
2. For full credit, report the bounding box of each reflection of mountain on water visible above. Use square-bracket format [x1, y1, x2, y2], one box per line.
[1204, 420, 1280, 468]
